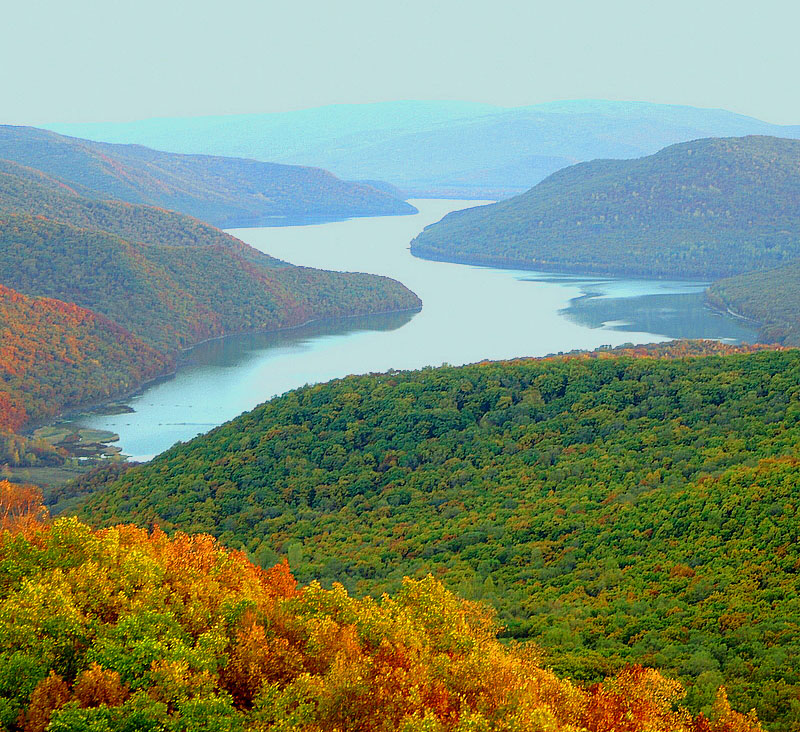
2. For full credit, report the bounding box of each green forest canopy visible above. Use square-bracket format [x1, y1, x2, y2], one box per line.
[75, 342, 800, 729]
[0, 495, 759, 732]
[411, 136, 800, 279]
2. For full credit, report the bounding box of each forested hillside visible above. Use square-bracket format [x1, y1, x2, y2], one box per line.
[0, 484, 761, 731]
[707, 263, 800, 346]
[0, 284, 170, 472]
[0, 159, 421, 441]
[0, 126, 415, 227]
[0, 215, 420, 354]
[0, 284, 170, 430]
[411, 136, 800, 278]
[77, 342, 800, 729]
[0, 159, 282, 264]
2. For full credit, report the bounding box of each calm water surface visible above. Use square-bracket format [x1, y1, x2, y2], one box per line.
[66, 199, 758, 459]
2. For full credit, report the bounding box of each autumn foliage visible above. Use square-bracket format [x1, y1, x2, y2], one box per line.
[0, 480, 48, 531]
[0, 507, 762, 731]
[0, 283, 171, 430]
[0, 156, 419, 439]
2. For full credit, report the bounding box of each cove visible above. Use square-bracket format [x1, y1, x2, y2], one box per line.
[63, 199, 758, 460]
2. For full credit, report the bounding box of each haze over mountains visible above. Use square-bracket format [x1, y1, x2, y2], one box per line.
[0, 126, 415, 227]
[47, 100, 800, 198]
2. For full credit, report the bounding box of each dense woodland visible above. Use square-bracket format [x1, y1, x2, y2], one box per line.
[0, 215, 420, 354]
[0, 126, 415, 227]
[0, 284, 170, 431]
[75, 343, 800, 729]
[0, 482, 762, 731]
[411, 136, 800, 279]
[0, 159, 420, 439]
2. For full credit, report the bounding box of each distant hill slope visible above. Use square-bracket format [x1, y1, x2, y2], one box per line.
[0, 126, 416, 227]
[708, 262, 800, 345]
[46, 99, 800, 197]
[75, 342, 800, 729]
[0, 284, 170, 430]
[411, 136, 800, 279]
[0, 214, 421, 354]
[0, 159, 282, 264]
[0, 159, 421, 433]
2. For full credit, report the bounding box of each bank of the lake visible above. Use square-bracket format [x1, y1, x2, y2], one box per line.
[54, 199, 758, 461]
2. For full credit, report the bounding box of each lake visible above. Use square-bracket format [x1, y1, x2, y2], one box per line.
[64, 199, 758, 460]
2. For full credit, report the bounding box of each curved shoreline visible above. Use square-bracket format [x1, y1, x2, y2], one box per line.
[410, 244, 743, 282]
[411, 244, 771, 343]
[23, 303, 423, 439]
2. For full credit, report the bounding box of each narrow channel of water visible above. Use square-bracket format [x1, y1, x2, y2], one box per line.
[62, 199, 758, 460]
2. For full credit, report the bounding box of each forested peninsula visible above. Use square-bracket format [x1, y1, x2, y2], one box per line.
[411, 136, 800, 280]
[0, 157, 421, 460]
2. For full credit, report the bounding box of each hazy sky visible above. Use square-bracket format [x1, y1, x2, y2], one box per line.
[3, 0, 799, 125]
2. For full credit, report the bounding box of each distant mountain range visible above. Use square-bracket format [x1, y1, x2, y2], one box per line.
[46, 100, 800, 198]
[0, 126, 415, 227]
[411, 135, 800, 280]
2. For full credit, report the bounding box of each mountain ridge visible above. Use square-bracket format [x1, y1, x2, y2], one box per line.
[0, 126, 416, 227]
[411, 135, 800, 279]
[45, 100, 800, 198]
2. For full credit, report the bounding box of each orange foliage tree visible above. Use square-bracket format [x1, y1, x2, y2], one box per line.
[0, 513, 764, 731]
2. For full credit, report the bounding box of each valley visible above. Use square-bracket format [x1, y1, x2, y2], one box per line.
[51, 200, 756, 461]
[2, 82, 799, 731]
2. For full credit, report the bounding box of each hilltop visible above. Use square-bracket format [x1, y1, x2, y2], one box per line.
[411, 136, 800, 279]
[74, 342, 799, 729]
[0, 126, 416, 227]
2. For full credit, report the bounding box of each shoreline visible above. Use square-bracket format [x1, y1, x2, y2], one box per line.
[24, 303, 423, 440]
[409, 245, 746, 283]
[411, 243, 771, 343]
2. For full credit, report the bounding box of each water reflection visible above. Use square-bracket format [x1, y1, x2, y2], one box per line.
[563, 289, 758, 343]
[182, 310, 418, 369]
